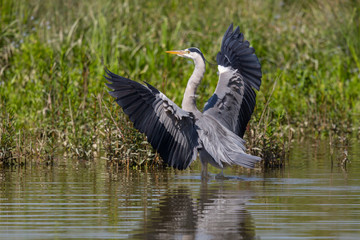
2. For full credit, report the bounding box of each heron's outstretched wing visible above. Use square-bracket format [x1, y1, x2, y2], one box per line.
[105, 69, 199, 170]
[203, 23, 262, 138]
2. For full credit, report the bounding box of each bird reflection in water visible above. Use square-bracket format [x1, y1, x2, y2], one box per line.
[133, 182, 257, 240]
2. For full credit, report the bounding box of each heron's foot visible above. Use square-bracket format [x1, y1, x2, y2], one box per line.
[215, 170, 230, 180]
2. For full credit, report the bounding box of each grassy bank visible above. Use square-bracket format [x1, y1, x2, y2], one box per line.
[1, 0, 359, 167]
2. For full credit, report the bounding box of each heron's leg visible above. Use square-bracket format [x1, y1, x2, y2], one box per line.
[201, 161, 208, 179]
[199, 150, 211, 179]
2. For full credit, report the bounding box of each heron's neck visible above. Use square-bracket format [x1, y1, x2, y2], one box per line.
[181, 58, 205, 114]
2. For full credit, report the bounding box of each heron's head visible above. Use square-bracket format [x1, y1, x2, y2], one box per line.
[166, 47, 206, 64]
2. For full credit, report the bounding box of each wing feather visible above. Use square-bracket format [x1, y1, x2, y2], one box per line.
[105, 68, 199, 170]
[204, 24, 262, 138]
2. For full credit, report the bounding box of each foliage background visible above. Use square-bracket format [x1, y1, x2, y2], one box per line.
[1, 0, 359, 166]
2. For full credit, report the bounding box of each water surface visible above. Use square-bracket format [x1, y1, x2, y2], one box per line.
[1, 139, 359, 239]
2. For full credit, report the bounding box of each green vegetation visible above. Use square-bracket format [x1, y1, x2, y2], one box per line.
[1, 0, 359, 167]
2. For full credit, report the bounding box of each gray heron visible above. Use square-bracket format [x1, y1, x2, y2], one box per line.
[105, 23, 262, 177]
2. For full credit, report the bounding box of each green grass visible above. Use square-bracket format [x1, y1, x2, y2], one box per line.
[1, 0, 359, 167]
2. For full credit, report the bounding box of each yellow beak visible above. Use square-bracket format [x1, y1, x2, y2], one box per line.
[166, 50, 187, 55]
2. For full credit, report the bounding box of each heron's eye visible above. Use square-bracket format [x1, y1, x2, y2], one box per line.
[186, 50, 190, 54]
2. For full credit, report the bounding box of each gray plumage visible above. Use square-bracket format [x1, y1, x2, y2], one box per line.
[105, 23, 262, 175]
[204, 24, 262, 137]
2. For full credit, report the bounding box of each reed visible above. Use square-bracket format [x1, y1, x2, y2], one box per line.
[1, 0, 359, 167]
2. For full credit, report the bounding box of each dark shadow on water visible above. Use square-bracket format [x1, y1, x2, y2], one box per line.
[132, 181, 257, 240]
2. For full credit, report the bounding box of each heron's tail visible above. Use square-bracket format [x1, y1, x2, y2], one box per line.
[227, 151, 261, 168]
[198, 115, 261, 169]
